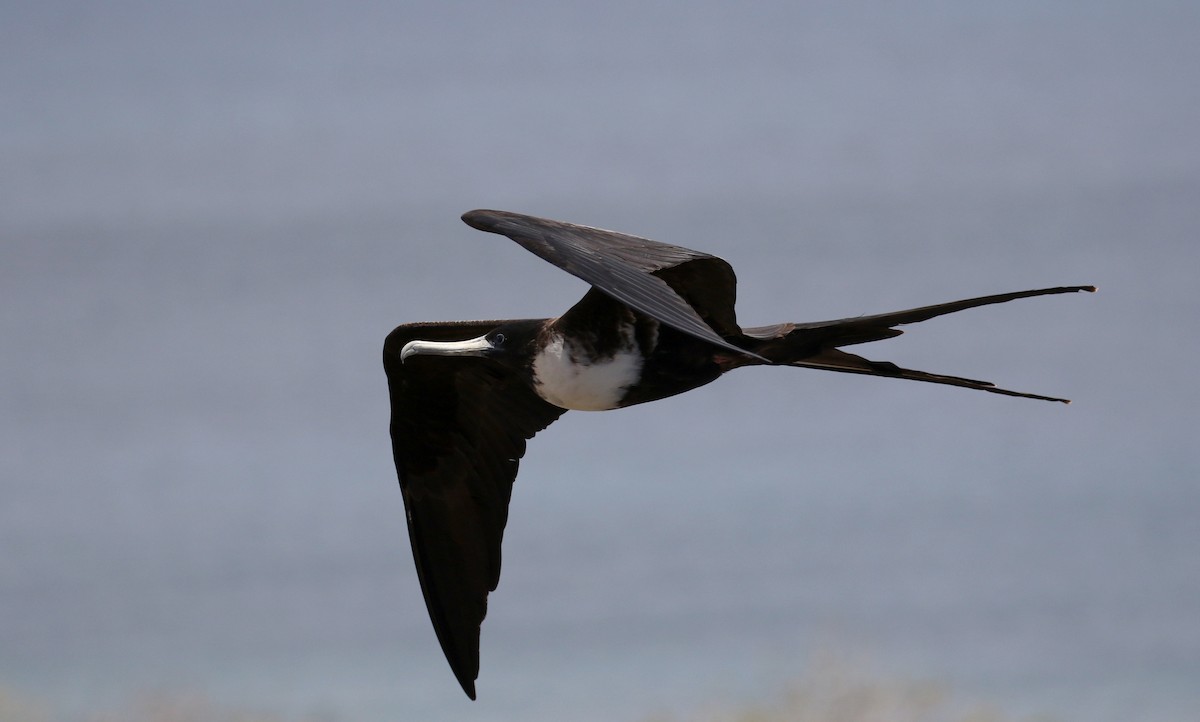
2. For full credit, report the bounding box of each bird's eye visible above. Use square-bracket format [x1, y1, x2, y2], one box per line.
[493, 333, 506, 345]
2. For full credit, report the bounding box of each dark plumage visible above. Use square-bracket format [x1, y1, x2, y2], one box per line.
[383, 209, 1095, 698]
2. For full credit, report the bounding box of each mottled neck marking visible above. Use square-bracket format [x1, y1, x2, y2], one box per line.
[531, 323, 643, 411]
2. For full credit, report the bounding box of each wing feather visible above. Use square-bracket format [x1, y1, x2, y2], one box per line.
[462, 209, 762, 360]
[383, 321, 566, 699]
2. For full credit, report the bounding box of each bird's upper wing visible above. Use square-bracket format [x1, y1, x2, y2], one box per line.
[383, 320, 566, 699]
[461, 209, 763, 360]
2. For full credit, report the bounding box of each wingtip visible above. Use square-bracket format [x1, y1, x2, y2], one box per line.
[461, 209, 502, 232]
[449, 654, 479, 700]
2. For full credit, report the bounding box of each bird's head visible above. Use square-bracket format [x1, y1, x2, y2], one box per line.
[400, 319, 545, 371]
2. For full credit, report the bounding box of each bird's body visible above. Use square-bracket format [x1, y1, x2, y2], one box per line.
[526, 290, 729, 410]
[530, 320, 646, 410]
[383, 209, 1094, 699]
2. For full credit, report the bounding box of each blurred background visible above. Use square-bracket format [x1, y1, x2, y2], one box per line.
[2, 1, 1197, 720]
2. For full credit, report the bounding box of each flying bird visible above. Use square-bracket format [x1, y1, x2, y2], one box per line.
[383, 209, 1094, 699]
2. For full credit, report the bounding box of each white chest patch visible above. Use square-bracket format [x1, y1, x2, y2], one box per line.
[531, 333, 643, 411]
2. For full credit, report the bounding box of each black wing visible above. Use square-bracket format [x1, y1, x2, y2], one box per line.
[462, 209, 764, 360]
[383, 320, 566, 699]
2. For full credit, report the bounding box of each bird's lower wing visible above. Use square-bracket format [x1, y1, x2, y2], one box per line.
[383, 321, 566, 698]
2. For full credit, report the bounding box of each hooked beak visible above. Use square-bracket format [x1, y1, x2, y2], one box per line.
[400, 334, 493, 363]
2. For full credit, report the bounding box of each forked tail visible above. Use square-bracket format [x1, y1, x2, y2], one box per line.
[741, 285, 1096, 403]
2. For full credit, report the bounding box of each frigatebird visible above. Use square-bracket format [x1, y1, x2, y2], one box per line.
[383, 209, 1094, 699]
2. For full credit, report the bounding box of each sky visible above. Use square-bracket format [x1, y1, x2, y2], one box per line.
[2, 2, 1199, 721]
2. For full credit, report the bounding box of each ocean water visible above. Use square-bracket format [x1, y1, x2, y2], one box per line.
[3, 2, 1198, 721]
